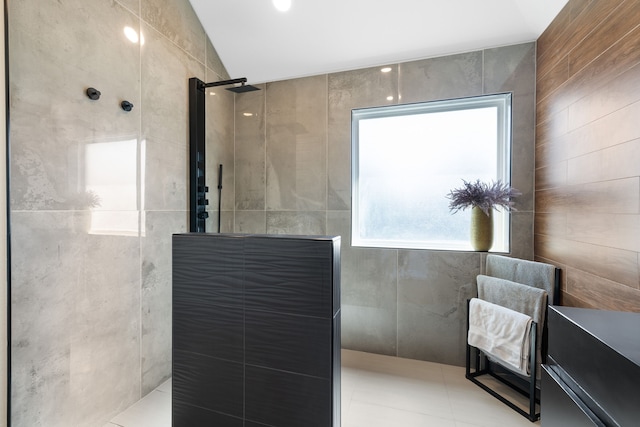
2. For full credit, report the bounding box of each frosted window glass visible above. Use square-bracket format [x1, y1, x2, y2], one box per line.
[352, 94, 512, 251]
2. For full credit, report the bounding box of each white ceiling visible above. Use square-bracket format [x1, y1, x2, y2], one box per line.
[189, 0, 568, 84]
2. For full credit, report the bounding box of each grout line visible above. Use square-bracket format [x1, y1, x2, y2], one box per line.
[325, 73, 329, 233]
[137, 9, 144, 403]
[396, 249, 399, 357]
[264, 83, 268, 231]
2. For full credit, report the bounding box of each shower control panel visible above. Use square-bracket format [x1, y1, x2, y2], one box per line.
[193, 159, 209, 231]
[196, 185, 209, 221]
[189, 77, 209, 233]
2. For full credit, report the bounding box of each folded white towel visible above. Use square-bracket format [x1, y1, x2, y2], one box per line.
[468, 298, 533, 376]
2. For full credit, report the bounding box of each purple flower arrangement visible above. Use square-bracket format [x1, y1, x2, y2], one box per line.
[446, 179, 521, 216]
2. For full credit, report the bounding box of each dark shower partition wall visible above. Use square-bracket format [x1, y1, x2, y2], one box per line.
[172, 233, 341, 427]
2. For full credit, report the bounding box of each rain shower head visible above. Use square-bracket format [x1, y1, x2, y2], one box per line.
[202, 77, 260, 93]
[226, 83, 260, 93]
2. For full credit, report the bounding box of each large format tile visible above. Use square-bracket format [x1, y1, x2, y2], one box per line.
[329, 65, 399, 110]
[341, 246, 397, 308]
[206, 209, 235, 233]
[173, 350, 244, 418]
[141, 21, 205, 147]
[266, 76, 328, 211]
[245, 310, 332, 377]
[141, 0, 206, 62]
[345, 401, 456, 427]
[11, 212, 142, 427]
[140, 23, 202, 212]
[328, 65, 399, 210]
[510, 211, 535, 260]
[69, 232, 142, 426]
[484, 43, 536, 96]
[266, 211, 326, 235]
[143, 137, 188, 211]
[206, 37, 229, 80]
[245, 365, 332, 427]
[141, 211, 187, 395]
[397, 250, 480, 366]
[327, 208, 350, 235]
[9, 0, 223, 426]
[399, 52, 483, 103]
[110, 350, 539, 427]
[341, 305, 397, 356]
[340, 241, 398, 355]
[109, 389, 171, 427]
[117, 0, 140, 15]
[349, 370, 453, 419]
[10, 212, 81, 426]
[484, 43, 536, 213]
[234, 210, 266, 234]
[235, 85, 266, 210]
[9, 0, 141, 211]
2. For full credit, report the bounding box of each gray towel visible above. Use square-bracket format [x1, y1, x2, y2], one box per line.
[486, 254, 557, 304]
[477, 274, 548, 377]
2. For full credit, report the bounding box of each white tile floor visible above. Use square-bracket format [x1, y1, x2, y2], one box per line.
[106, 350, 539, 427]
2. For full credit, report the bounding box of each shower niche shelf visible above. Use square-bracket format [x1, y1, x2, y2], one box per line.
[172, 233, 341, 427]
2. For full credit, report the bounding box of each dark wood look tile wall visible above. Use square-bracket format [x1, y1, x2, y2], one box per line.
[172, 233, 341, 427]
[535, 0, 640, 311]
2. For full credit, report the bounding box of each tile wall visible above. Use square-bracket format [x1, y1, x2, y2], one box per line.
[233, 42, 537, 365]
[7, 0, 231, 426]
[535, 0, 640, 312]
[7, 0, 537, 422]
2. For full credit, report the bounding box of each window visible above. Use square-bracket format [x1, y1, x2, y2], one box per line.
[351, 93, 512, 251]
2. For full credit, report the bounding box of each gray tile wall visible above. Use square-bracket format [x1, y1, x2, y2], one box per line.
[8, 0, 231, 425]
[235, 43, 536, 366]
[8, 1, 536, 421]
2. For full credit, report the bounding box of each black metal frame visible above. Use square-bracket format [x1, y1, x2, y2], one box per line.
[465, 299, 540, 422]
[4, 0, 10, 424]
[188, 77, 255, 233]
[188, 77, 208, 233]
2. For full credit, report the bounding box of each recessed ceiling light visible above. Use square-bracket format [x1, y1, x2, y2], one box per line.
[381, 67, 392, 73]
[272, 0, 292, 12]
[386, 96, 394, 101]
[243, 112, 254, 117]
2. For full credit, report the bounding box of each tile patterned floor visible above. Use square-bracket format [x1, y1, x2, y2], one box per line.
[106, 350, 539, 427]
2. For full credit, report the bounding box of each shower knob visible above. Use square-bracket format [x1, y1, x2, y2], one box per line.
[86, 87, 101, 100]
[121, 100, 134, 111]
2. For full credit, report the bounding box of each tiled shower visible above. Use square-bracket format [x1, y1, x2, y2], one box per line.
[7, 0, 537, 425]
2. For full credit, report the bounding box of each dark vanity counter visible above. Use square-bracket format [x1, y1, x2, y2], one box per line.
[542, 306, 640, 426]
[172, 233, 341, 427]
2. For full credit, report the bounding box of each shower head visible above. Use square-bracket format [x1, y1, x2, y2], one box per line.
[226, 83, 260, 93]
[201, 77, 261, 93]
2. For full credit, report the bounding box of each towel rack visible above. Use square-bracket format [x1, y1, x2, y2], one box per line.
[466, 299, 539, 421]
[465, 255, 561, 422]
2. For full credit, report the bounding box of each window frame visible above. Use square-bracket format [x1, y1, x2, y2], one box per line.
[351, 93, 513, 252]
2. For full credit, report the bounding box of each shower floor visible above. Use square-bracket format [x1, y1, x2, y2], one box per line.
[105, 350, 538, 427]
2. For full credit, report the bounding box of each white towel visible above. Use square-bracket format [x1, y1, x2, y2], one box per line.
[468, 298, 533, 376]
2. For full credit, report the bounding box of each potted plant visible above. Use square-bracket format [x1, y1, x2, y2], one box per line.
[446, 179, 521, 251]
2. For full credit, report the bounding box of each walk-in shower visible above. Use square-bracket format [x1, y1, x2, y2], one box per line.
[188, 77, 260, 233]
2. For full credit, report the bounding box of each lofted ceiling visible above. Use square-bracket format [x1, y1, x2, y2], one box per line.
[189, 0, 568, 84]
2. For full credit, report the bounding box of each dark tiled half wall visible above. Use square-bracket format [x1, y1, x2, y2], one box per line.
[173, 233, 341, 427]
